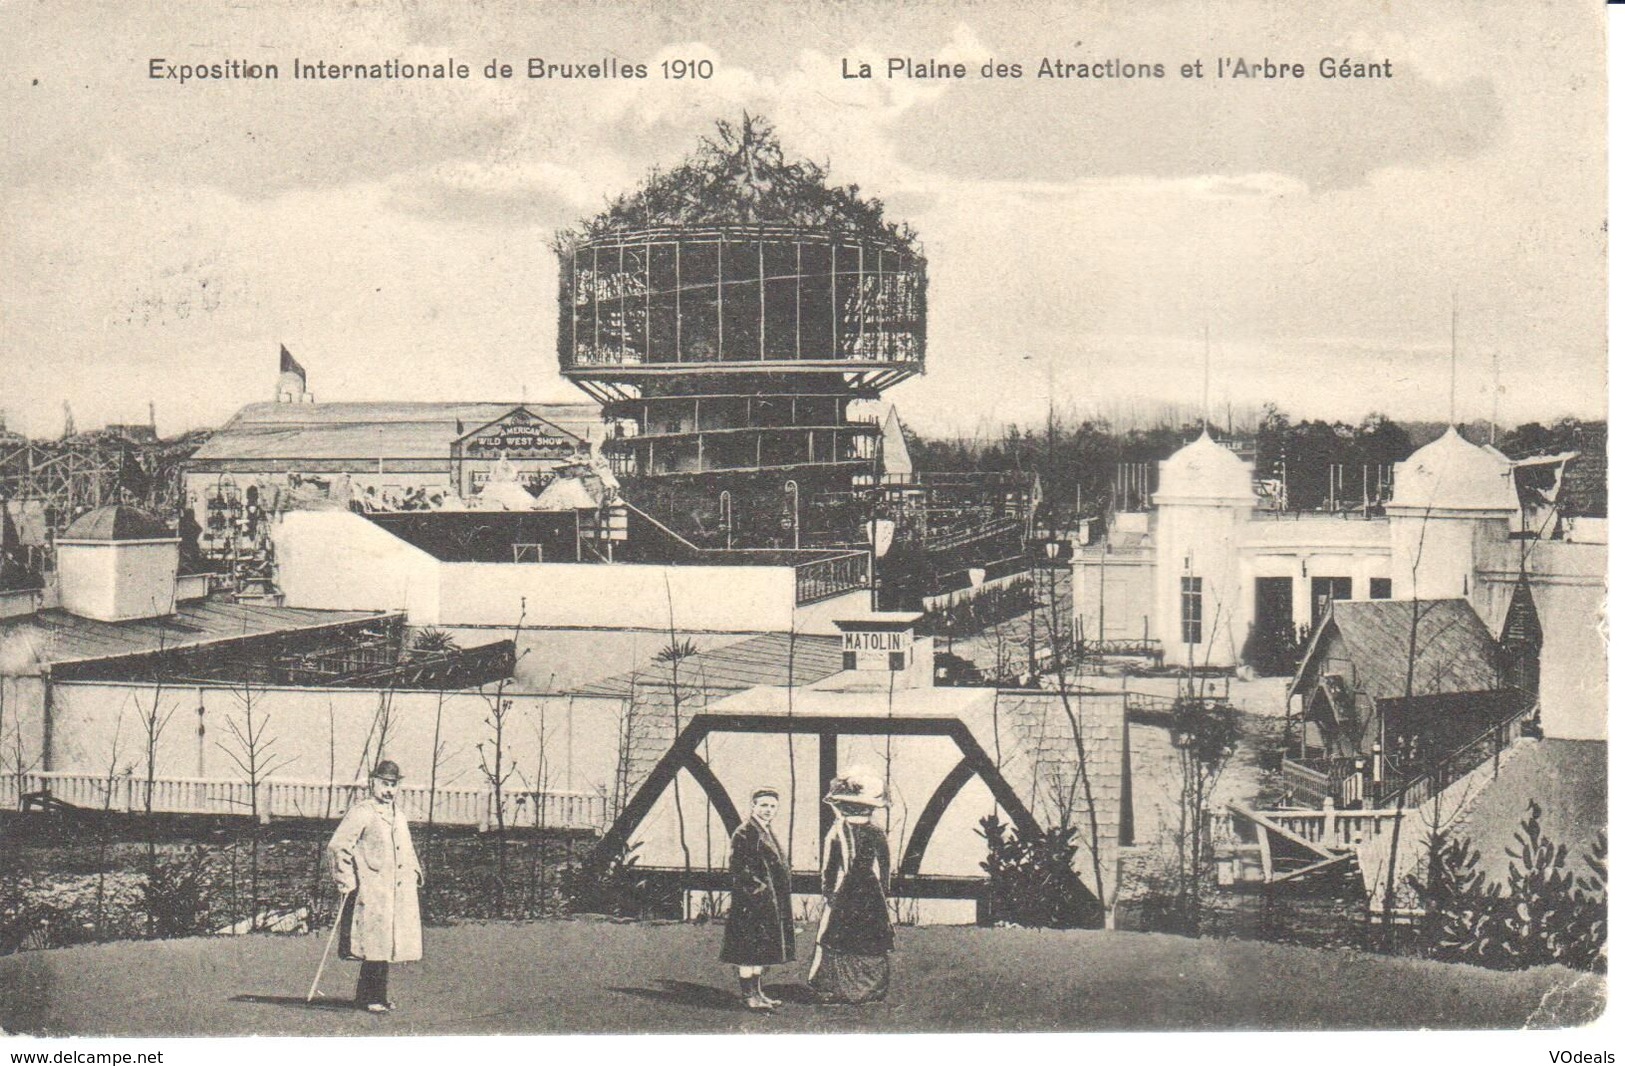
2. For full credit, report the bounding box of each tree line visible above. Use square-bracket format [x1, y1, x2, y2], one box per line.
[901, 408, 1599, 524]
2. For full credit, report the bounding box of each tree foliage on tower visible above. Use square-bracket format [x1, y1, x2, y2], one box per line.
[558, 114, 919, 251]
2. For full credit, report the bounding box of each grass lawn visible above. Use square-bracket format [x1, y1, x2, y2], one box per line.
[0, 919, 1602, 1036]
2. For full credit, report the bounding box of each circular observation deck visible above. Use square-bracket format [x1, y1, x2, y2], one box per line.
[557, 224, 926, 402]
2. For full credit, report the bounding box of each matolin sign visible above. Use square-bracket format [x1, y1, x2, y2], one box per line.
[833, 613, 923, 672]
[841, 630, 905, 652]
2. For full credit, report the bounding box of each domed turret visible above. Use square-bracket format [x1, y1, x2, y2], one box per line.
[62, 504, 171, 541]
[1153, 431, 1256, 505]
[1388, 427, 1517, 601]
[1390, 426, 1518, 513]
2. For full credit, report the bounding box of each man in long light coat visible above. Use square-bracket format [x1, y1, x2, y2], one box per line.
[327, 760, 423, 1013]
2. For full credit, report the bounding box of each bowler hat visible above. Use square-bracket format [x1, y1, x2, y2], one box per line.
[371, 760, 403, 783]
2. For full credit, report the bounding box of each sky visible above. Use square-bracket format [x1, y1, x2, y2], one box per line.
[0, 0, 1606, 439]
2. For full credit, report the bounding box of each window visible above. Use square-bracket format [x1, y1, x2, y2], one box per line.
[1180, 576, 1203, 645]
[888, 651, 907, 671]
[1369, 577, 1392, 600]
[842, 651, 858, 671]
[1311, 576, 1353, 626]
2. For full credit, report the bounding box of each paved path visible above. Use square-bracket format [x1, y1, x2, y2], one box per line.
[0, 920, 1600, 1036]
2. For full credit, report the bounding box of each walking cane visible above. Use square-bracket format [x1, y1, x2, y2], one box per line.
[307, 894, 345, 1003]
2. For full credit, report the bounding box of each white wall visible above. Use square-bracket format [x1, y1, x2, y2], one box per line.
[1474, 540, 1607, 741]
[275, 510, 441, 621]
[1154, 503, 1250, 668]
[1389, 511, 1504, 601]
[1072, 553, 1153, 642]
[790, 588, 873, 637]
[0, 675, 47, 776]
[46, 680, 626, 816]
[275, 509, 856, 635]
[439, 562, 799, 632]
[56, 541, 178, 622]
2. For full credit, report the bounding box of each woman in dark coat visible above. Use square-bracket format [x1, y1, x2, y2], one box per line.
[809, 767, 894, 1004]
[721, 787, 794, 1011]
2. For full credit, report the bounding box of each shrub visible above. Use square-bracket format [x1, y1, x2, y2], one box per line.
[408, 628, 460, 656]
[564, 841, 677, 920]
[1497, 805, 1606, 972]
[977, 816, 1096, 929]
[140, 848, 214, 939]
[564, 115, 918, 249]
[1407, 831, 1508, 967]
[1410, 803, 1607, 973]
[0, 876, 112, 953]
[1567, 830, 1607, 973]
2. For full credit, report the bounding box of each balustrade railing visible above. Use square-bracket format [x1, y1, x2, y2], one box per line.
[1280, 757, 1331, 802]
[3, 772, 608, 831]
[1374, 702, 1537, 810]
[1207, 804, 1403, 852]
[794, 550, 870, 605]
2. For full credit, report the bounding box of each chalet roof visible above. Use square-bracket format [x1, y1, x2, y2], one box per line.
[1289, 598, 1504, 702]
[191, 402, 601, 463]
[575, 632, 844, 697]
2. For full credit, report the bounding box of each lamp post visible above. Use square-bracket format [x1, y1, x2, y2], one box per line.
[1044, 539, 1062, 673]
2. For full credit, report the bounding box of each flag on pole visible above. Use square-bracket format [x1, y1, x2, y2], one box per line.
[280, 344, 306, 385]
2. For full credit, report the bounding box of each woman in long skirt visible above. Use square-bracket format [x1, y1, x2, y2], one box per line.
[809, 767, 894, 1004]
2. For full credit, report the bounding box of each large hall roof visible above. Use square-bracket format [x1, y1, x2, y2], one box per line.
[191, 402, 602, 463]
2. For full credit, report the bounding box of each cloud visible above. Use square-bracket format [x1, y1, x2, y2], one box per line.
[1, 4, 528, 197]
[886, 64, 1504, 190]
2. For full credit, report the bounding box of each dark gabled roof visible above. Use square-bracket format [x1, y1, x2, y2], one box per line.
[60, 505, 172, 541]
[1289, 598, 1504, 702]
[1500, 576, 1544, 648]
[576, 632, 844, 697]
[1557, 441, 1607, 519]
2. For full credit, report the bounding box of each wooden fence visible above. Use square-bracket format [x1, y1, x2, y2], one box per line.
[0, 771, 608, 831]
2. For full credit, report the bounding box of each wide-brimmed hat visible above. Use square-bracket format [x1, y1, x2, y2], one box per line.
[823, 766, 887, 809]
[370, 760, 403, 784]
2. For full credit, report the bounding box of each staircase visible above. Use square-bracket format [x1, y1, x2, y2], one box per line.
[1351, 734, 1537, 910]
[1216, 701, 1541, 907]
